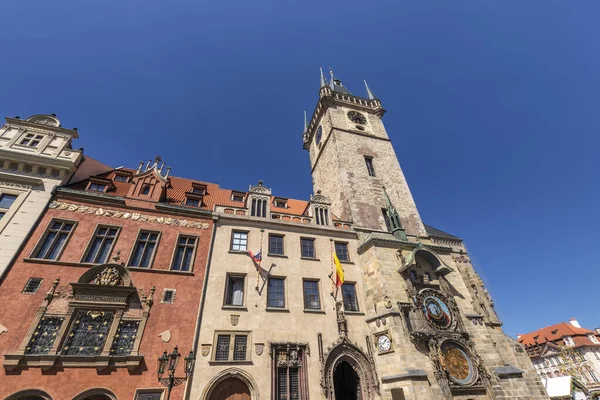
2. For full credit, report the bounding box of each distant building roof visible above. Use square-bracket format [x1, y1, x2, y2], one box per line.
[518, 321, 600, 349]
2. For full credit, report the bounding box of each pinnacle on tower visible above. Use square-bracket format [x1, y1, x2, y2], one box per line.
[383, 186, 407, 241]
[364, 80, 377, 100]
[320, 67, 327, 88]
[303, 111, 308, 133]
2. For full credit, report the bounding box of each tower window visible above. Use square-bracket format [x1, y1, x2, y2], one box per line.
[365, 156, 376, 177]
[382, 208, 392, 231]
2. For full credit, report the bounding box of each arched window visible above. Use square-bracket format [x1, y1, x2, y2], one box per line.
[5, 389, 52, 400]
[72, 388, 117, 400]
[141, 185, 151, 195]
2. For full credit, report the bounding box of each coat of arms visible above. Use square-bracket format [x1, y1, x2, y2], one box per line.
[201, 344, 211, 357]
[255, 343, 264, 356]
[230, 314, 239, 326]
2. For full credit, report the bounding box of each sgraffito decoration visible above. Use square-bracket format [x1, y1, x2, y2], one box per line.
[48, 201, 210, 230]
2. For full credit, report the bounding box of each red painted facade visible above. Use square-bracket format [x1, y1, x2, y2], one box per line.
[0, 165, 219, 400]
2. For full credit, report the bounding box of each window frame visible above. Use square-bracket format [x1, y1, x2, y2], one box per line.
[341, 282, 360, 312]
[161, 288, 176, 304]
[364, 155, 376, 177]
[230, 230, 249, 252]
[267, 276, 286, 309]
[113, 174, 129, 183]
[300, 237, 316, 259]
[127, 229, 161, 269]
[268, 234, 285, 256]
[22, 277, 43, 294]
[81, 224, 121, 264]
[334, 241, 350, 262]
[30, 219, 78, 261]
[87, 183, 108, 193]
[223, 273, 247, 308]
[19, 133, 44, 148]
[185, 197, 201, 207]
[169, 234, 199, 272]
[134, 388, 165, 400]
[211, 331, 251, 363]
[302, 279, 321, 311]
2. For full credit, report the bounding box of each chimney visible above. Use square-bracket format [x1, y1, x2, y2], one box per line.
[569, 318, 581, 328]
[517, 334, 524, 340]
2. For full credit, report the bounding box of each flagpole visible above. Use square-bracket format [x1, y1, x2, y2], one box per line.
[330, 239, 335, 298]
[256, 229, 264, 291]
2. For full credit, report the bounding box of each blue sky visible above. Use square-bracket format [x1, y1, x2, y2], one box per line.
[2, 1, 599, 337]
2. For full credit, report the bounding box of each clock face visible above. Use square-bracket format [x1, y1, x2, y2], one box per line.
[347, 111, 367, 125]
[316, 126, 323, 145]
[421, 292, 453, 330]
[440, 342, 475, 385]
[377, 334, 391, 352]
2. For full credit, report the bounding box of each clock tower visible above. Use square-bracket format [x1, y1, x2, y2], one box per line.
[303, 70, 547, 399]
[303, 69, 427, 237]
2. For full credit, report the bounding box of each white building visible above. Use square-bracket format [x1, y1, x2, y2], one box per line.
[519, 318, 600, 397]
[0, 113, 108, 278]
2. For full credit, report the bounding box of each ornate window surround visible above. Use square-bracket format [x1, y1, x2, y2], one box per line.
[310, 192, 331, 226]
[3, 263, 155, 371]
[270, 342, 310, 400]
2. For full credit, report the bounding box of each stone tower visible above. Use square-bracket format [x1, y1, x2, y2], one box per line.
[303, 70, 547, 399]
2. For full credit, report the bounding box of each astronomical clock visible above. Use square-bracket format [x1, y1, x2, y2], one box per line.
[396, 244, 489, 397]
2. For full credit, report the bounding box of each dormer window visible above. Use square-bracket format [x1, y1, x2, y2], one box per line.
[247, 181, 271, 218]
[191, 183, 207, 196]
[231, 192, 245, 202]
[114, 174, 129, 183]
[20, 133, 44, 148]
[273, 198, 288, 208]
[88, 183, 107, 193]
[186, 198, 200, 207]
[563, 336, 575, 346]
[141, 185, 151, 195]
[588, 334, 599, 344]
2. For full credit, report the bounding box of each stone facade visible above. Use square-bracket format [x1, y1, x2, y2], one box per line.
[301, 74, 548, 400]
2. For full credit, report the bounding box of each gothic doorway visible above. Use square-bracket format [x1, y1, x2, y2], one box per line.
[334, 361, 360, 400]
[208, 377, 251, 400]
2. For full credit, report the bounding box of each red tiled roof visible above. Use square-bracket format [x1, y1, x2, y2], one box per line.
[518, 322, 600, 348]
[65, 168, 337, 218]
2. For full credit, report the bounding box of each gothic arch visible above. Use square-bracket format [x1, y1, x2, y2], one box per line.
[321, 337, 379, 400]
[72, 388, 117, 400]
[400, 245, 453, 276]
[6, 389, 53, 400]
[202, 367, 260, 400]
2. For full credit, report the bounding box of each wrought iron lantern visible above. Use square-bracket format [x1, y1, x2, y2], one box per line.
[158, 346, 196, 400]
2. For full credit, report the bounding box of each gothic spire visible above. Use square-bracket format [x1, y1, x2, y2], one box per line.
[383, 186, 407, 241]
[364, 80, 377, 100]
[320, 67, 327, 88]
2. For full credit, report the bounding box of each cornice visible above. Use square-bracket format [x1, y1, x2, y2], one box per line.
[357, 233, 453, 255]
[216, 212, 358, 238]
[155, 202, 213, 218]
[56, 187, 126, 205]
[0, 148, 81, 170]
[5, 117, 79, 137]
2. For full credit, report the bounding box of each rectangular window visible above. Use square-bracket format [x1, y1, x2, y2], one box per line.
[113, 174, 129, 182]
[191, 186, 206, 195]
[171, 236, 197, 271]
[129, 231, 159, 268]
[83, 226, 119, 264]
[161, 289, 176, 304]
[315, 207, 329, 226]
[110, 319, 140, 356]
[342, 283, 359, 312]
[303, 280, 321, 310]
[20, 133, 44, 147]
[364, 156, 376, 177]
[274, 198, 287, 208]
[25, 316, 64, 354]
[251, 197, 267, 217]
[300, 238, 316, 258]
[232, 194, 244, 202]
[34, 220, 75, 260]
[267, 277, 285, 308]
[185, 198, 200, 207]
[0, 193, 17, 214]
[224, 275, 245, 306]
[334, 242, 350, 262]
[62, 310, 114, 355]
[231, 231, 248, 252]
[22, 277, 43, 294]
[269, 234, 284, 255]
[214, 333, 249, 361]
[88, 183, 107, 192]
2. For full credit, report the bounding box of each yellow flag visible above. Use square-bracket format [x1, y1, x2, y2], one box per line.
[334, 253, 344, 287]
